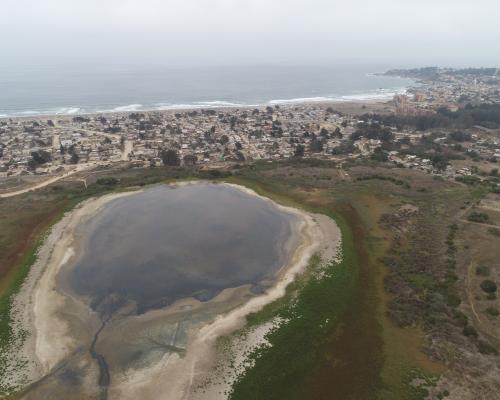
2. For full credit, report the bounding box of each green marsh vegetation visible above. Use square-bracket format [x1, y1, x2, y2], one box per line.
[225, 165, 458, 400]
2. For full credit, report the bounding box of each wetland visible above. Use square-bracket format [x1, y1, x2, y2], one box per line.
[11, 181, 325, 400]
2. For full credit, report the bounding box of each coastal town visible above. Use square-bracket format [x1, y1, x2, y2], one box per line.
[1, 67, 500, 188]
[387, 67, 500, 115]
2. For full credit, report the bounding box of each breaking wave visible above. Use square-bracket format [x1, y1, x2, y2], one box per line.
[0, 87, 409, 118]
[108, 104, 144, 112]
[55, 107, 81, 115]
[268, 87, 408, 105]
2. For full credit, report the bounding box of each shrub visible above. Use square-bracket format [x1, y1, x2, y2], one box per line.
[477, 341, 498, 355]
[487, 227, 500, 237]
[476, 265, 491, 277]
[97, 177, 119, 186]
[480, 279, 497, 293]
[485, 307, 499, 317]
[462, 325, 478, 338]
[456, 175, 481, 185]
[445, 292, 461, 307]
[453, 310, 468, 327]
[467, 211, 489, 223]
[199, 169, 231, 179]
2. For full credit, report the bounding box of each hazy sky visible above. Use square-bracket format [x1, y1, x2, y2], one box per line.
[1, 0, 499, 69]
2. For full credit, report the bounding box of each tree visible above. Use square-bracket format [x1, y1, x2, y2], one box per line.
[294, 144, 305, 157]
[129, 113, 145, 121]
[70, 152, 80, 164]
[309, 136, 324, 153]
[230, 116, 238, 129]
[73, 116, 90, 123]
[183, 154, 197, 166]
[219, 135, 229, 145]
[160, 149, 180, 166]
[332, 141, 356, 155]
[333, 127, 343, 138]
[235, 151, 245, 161]
[430, 154, 449, 171]
[379, 129, 394, 142]
[448, 131, 471, 142]
[28, 149, 52, 170]
[371, 147, 388, 162]
[31, 150, 51, 165]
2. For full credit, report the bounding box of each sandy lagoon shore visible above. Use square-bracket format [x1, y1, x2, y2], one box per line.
[4, 182, 341, 400]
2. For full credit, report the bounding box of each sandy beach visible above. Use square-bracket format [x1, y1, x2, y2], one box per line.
[4, 182, 341, 400]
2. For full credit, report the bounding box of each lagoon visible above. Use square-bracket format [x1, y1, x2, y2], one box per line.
[65, 183, 295, 315]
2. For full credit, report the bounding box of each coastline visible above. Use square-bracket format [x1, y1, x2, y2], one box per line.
[4, 181, 341, 400]
[0, 96, 397, 122]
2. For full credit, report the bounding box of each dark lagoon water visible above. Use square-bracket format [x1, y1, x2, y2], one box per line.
[66, 183, 295, 314]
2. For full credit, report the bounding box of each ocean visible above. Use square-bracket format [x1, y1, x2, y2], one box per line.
[0, 64, 413, 117]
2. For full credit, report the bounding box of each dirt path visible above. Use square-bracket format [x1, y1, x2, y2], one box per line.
[466, 261, 483, 326]
[0, 164, 93, 198]
[459, 218, 497, 228]
[121, 140, 133, 161]
[0, 173, 71, 198]
[338, 165, 351, 181]
[465, 260, 500, 345]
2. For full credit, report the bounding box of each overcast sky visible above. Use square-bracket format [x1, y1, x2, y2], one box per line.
[1, 0, 499, 69]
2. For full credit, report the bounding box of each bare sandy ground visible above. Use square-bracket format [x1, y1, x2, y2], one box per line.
[3, 191, 140, 391]
[4, 182, 341, 400]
